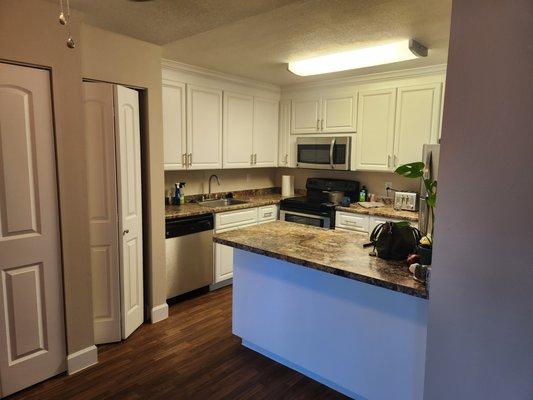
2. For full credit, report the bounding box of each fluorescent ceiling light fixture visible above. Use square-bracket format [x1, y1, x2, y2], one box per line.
[288, 39, 428, 76]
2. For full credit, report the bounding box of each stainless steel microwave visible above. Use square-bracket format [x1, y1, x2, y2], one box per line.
[296, 136, 351, 170]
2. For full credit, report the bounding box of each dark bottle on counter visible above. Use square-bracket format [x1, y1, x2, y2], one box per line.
[359, 186, 368, 202]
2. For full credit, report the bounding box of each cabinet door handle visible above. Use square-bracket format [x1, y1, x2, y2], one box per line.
[387, 155, 391, 168]
[254, 153, 257, 165]
[316, 119, 320, 131]
[188, 153, 192, 166]
[394, 155, 398, 167]
[251, 154, 254, 165]
[263, 212, 273, 217]
[321, 118, 324, 131]
[285, 154, 288, 164]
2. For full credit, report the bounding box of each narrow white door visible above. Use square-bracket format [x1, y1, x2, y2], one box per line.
[253, 97, 279, 167]
[393, 83, 442, 167]
[355, 88, 397, 171]
[321, 93, 357, 133]
[83, 82, 121, 344]
[290, 97, 320, 134]
[278, 100, 291, 167]
[223, 92, 254, 168]
[162, 81, 187, 170]
[0, 63, 66, 396]
[114, 85, 144, 339]
[186, 85, 223, 170]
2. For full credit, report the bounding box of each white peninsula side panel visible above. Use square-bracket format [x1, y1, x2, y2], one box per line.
[232, 250, 428, 400]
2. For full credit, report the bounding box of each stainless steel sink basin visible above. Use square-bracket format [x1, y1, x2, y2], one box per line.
[198, 198, 249, 207]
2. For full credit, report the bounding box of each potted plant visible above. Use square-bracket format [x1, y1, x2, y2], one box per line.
[394, 162, 437, 265]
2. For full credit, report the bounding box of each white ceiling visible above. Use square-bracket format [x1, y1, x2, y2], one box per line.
[68, 0, 452, 85]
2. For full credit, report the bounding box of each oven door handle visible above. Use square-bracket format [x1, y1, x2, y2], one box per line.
[329, 138, 336, 169]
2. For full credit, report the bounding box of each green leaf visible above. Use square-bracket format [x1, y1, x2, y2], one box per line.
[395, 162, 425, 178]
[427, 193, 437, 207]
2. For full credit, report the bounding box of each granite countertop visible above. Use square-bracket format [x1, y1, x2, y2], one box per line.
[213, 220, 427, 299]
[336, 203, 419, 222]
[165, 193, 283, 220]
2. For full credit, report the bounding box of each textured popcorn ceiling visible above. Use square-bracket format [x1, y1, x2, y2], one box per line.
[68, 0, 452, 85]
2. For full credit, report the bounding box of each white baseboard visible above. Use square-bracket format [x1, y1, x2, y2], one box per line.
[209, 278, 232, 291]
[67, 345, 98, 375]
[151, 302, 169, 323]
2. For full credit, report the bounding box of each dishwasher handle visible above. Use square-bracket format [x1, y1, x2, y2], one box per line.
[165, 214, 214, 238]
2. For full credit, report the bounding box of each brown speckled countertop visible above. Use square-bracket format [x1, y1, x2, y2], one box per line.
[213, 221, 427, 299]
[165, 194, 283, 220]
[336, 203, 419, 222]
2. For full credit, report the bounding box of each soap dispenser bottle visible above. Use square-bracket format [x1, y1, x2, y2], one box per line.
[174, 183, 181, 205]
[179, 182, 186, 205]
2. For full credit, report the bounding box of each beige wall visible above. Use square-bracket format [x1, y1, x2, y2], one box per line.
[80, 24, 167, 313]
[275, 168, 418, 197]
[0, 0, 93, 354]
[165, 168, 277, 196]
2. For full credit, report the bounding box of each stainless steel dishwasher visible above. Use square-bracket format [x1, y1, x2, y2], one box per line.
[165, 214, 214, 299]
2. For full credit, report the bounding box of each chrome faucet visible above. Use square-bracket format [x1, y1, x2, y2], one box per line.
[208, 174, 220, 198]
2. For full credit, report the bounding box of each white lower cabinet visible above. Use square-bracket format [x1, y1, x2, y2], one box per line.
[335, 211, 418, 235]
[214, 205, 279, 283]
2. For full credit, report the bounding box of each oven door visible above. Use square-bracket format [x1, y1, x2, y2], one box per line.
[296, 136, 350, 170]
[280, 210, 332, 229]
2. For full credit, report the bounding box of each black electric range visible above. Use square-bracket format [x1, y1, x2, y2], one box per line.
[280, 178, 359, 229]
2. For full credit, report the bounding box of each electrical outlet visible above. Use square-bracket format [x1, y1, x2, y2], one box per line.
[384, 182, 392, 196]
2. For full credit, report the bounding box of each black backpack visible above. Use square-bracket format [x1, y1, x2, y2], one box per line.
[369, 221, 421, 261]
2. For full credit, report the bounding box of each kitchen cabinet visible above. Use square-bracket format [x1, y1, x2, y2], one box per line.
[222, 93, 279, 169]
[253, 97, 279, 167]
[355, 88, 397, 171]
[291, 94, 357, 134]
[214, 205, 278, 283]
[278, 100, 291, 167]
[393, 83, 442, 167]
[321, 93, 357, 133]
[223, 92, 254, 168]
[186, 84, 223, 170]
[335, 211, 418, 234]
[162, 81, 187, 170]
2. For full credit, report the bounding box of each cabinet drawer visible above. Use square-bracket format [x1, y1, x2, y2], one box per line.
[257, 205, 278, 223]
[215, 208, 258, 231]
[335, 211, 370, 232]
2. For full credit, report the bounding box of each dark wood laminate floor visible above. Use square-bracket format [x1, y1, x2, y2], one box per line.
[9, 286, 348, 400]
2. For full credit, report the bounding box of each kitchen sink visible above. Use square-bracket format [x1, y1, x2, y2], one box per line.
[198, 198, 249, 207]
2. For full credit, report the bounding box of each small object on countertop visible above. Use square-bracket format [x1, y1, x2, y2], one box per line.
[341, 196, 351, 207]
[412, 264, 430, 283]
[359, 186, 368, 202]
[357, 201, 385, 208]
[179, 182, 186, 205]
[406, 253, 420, 266]
[369, 193, 376, 202]
[409, 263, 420, 274]
[174, 183, 181, 205]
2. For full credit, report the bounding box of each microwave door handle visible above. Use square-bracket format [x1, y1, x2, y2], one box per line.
[329, 139, 336, 169]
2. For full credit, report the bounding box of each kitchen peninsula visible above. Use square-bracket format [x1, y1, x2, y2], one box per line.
[214, 221, 428, 400]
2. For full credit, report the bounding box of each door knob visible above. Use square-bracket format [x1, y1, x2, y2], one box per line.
[123, 229, 130, 236]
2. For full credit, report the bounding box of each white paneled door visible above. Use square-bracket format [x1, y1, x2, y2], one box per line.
[114, 85, 144, 339]
[0, 63, 66, 396]
[83, 82, 121, 344]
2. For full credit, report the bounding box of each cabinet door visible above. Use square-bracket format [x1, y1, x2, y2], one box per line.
[393, 83, 442, 167]
[291, 97, 320, 134]
[322, 93, 357, 133]
[186, 85, 223, 169]
[278, 100, 291, 167]
[162, 81, 187, 170]
[215, 243, 234, 283]
[223, 92, 254, 168]
[355, 88, 397, 171]
[253, 97, 279, 167]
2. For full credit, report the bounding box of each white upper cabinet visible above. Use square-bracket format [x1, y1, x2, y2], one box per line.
[355, 88, 397, 171]
[186, 84, 223, 170]
[278, 100, 291, 167]
[290, 94, 357, 134]
[162, 81, 187, 170]
[223, 92, 254, 168]
[291, 97, 321, 133]
[253, 97, 279, 167]
[321, 93, 357, 133]
[393, 83, 442, 167]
